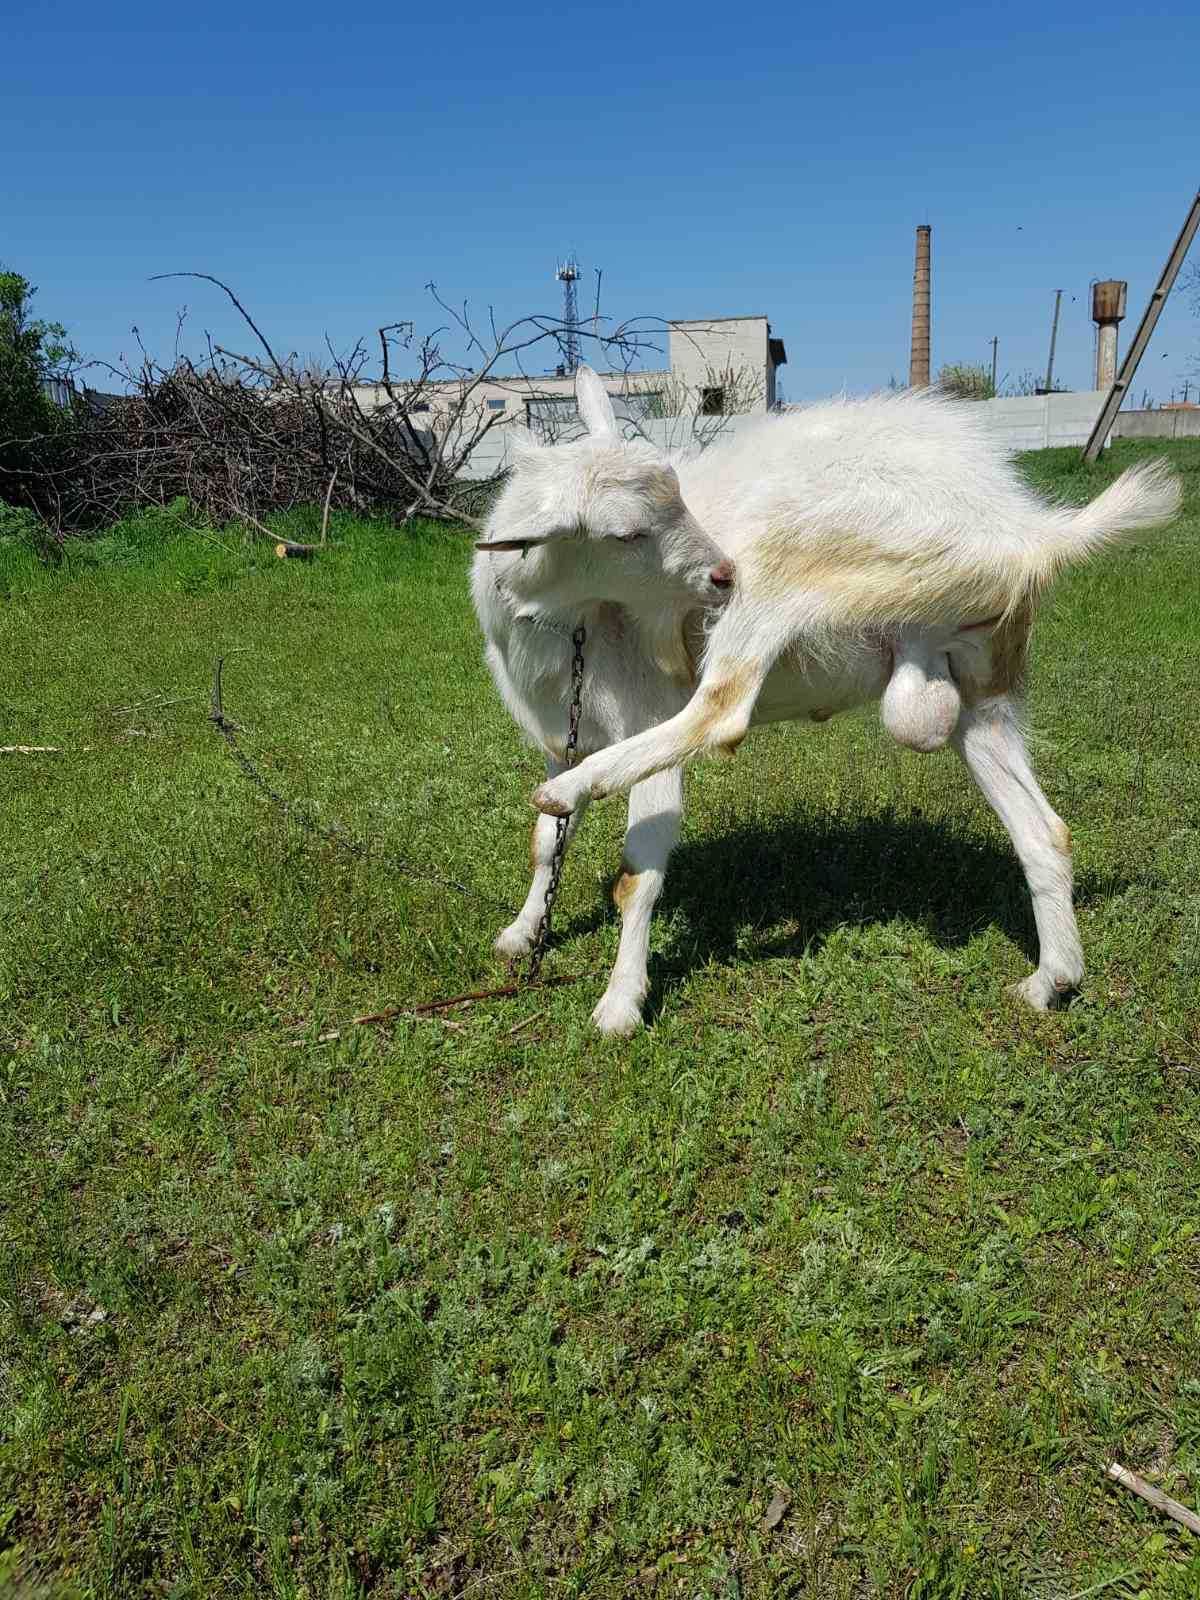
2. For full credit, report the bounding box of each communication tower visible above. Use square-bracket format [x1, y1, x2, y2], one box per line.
[555, 254, 582, 374]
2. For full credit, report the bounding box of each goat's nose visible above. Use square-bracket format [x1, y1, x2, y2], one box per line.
[709, 560, 735, 589]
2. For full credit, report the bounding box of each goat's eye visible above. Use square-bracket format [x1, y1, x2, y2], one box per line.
[615, 531, 647, 543]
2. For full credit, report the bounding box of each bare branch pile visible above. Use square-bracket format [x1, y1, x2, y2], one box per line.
[3, 275, 662, 536]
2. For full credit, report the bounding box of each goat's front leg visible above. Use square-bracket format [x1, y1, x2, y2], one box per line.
[495, 758, 589, 960]
[592, 768, 683, 1038]
[953, 696, 1083, 1009]
[533, 626, 770, 816]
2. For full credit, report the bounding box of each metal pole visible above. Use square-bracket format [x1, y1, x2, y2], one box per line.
[1084, 188, 1200, 461]
[990, 336, 998, 394]
[1044, 290, 1062, 394]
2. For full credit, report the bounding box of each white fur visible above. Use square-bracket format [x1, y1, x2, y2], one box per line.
[474, 370, 1179, 1033]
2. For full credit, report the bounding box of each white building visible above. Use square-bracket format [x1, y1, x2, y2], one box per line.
[667, 318, 788, 412]
[351, 315, 786, 435]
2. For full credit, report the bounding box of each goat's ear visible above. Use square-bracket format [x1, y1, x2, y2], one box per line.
[576, 365, 617, 438]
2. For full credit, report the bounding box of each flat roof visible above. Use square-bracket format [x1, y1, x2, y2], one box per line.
[668, 315, 769, 327]
[353, 370, 672, 388]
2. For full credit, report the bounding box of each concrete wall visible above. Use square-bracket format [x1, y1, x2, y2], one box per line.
[933, 392, 1200, 448]
[1113, 407, 1200, 440]
[971, 393, 1200, 448]
[970, 390, 1107, 450]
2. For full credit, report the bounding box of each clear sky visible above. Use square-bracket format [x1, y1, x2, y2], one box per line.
[6, 0, 1199, 403]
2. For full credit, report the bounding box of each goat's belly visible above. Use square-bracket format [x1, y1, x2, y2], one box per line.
[752, 644, 888, 727]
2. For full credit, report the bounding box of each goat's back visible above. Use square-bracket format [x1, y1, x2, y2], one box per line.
[678, 390, 1033, 554]
[676, 390, 1179, 629]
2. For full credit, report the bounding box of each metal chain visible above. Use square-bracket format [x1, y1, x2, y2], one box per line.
[524, 623, 586, 983]
[207, 658, 509, 913]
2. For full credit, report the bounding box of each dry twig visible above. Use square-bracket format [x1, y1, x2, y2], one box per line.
[504, 1009, 547, 1039]
[1106, 1461, 1200, 1534]
[300, 976, 593, 1044]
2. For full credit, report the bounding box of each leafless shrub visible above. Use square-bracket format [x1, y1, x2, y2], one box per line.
[2, 276, 664, 536]
[527, 356, 764, 455]
[642, 360, 765, 421]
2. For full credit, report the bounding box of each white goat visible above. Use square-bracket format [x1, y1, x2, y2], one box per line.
[473, 368, 1179, 1035]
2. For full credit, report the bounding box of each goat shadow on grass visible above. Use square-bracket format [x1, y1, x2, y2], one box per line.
[556, 805, 1135, 1020]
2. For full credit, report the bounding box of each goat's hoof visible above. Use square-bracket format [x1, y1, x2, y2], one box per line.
[494, 922, 533, 960]
[1008, 972, 1080, 1012]
[591, 990, 643, 1038]
[532, 780, 574, 817]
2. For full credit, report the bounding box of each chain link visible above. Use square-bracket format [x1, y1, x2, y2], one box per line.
[524, 623, 586, 983]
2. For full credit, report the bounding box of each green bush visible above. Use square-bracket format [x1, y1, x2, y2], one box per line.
[936, 362, 996, 401]
[0, 501, 43, 542]
[0, 266, 74, 510]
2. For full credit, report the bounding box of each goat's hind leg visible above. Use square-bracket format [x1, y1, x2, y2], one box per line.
[953, 697, 1083, 1009]
[496, 758, 589, 960]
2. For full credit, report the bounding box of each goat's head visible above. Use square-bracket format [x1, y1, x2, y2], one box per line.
[477, 367, 734, 621]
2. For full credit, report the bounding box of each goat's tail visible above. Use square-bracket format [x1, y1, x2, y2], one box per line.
[1035, 459, 1182, 582]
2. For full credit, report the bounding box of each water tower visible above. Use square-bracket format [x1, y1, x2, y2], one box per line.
[1092, 280, 1127, 390]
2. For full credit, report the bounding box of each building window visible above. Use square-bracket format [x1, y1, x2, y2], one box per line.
[487, 398, 506, 411]
[699, 386, 726, 416]
[411, 402, 431, 413]
[525, 395, 581, 441]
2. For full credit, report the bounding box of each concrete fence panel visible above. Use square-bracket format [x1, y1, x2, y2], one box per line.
[1113, 408, 1200, 440]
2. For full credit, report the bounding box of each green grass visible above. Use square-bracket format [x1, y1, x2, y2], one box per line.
[1, 441, 1198, 1599]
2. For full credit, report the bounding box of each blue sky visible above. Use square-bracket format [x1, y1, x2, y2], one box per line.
[6, 0, 1199, 402]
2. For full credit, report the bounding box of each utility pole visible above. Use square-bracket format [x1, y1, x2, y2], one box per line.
[909, 225, 931, 387]
[1084, 188, 1200, 460]
[1043, 290, 1063, 394]
[989, 336, 998, 395]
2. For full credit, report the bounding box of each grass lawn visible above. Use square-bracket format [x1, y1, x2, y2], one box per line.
[1, 439, 1199, 1599]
